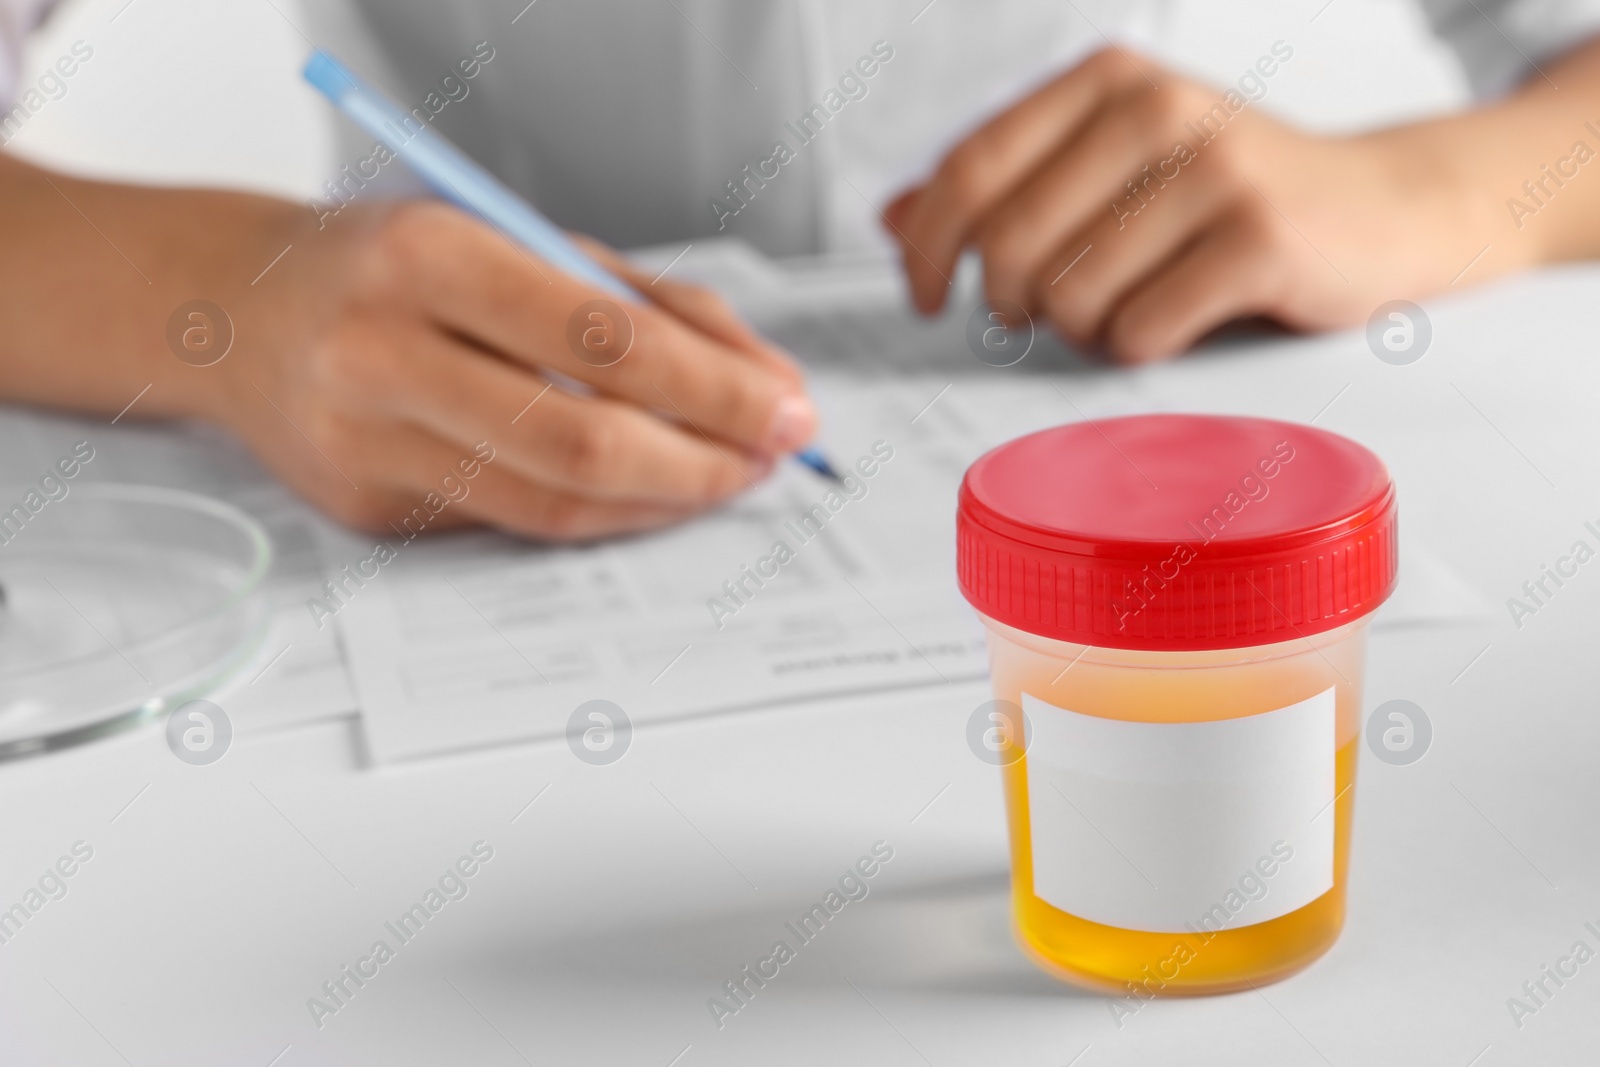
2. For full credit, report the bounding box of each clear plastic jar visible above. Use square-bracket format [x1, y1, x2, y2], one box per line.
[957, 414, 1396, 996]
[982, 615, 1368, 994]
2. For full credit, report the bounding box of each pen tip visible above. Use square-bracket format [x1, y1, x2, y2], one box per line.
[795, 448, 843, 482]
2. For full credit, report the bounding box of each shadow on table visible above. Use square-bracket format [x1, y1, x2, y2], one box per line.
[463, 869, 1096, 1000]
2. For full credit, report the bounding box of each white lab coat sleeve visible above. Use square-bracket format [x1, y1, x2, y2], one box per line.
[1419, 0, 1600, 96]
[0, 0, 56, 110]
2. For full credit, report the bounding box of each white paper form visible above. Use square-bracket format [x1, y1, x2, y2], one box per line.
[333, 355, 1163, 762]
[0, 406, 358, 731]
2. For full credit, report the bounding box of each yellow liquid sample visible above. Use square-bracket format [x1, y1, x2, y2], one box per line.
[984, 618, 1367, 995]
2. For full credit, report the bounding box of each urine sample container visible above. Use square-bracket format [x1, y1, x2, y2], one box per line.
[957, 414, 1396, 996]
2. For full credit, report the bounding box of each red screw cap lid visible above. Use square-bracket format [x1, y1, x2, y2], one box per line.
[957, 414, 1397, 651]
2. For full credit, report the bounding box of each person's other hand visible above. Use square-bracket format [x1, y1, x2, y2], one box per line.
[884, 46, 1507, 362]
[218, 201, 812, 540]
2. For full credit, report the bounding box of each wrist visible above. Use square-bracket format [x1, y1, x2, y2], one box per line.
[1345, 116, 1542, 297]
[0, 157, 326, 430]
[158, 195, 326, 428]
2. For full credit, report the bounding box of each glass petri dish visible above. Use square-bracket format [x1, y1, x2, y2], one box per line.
[0, 484, 271, 759]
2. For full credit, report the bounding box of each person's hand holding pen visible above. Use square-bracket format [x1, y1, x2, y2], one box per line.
[230, 199, 821, 539]
[0, 157, 817, 541]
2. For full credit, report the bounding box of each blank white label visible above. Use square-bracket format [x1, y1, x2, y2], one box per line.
[1023, 687, 1336, 933]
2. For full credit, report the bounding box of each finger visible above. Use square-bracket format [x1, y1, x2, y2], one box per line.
[386, 207, 817, 457]
[362, 424, 702, 542]
[1103, 209, 1287, 363]
[470, 469, 701, 542]
[896, 49, 1153, 312]
[578, 239, 805, 385]
[645, 276, 803, 381]
[240, 419, 477, 541]
[369, 488, 478, 539]
[373, 329, 775, 506]
[977, 88, 1193, 314]
[560, 296, 818, 457]
[881, 188, 917, 235]
[1033, 167, 1235, 343]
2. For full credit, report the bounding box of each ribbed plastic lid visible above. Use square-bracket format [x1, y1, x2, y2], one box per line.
[957, 414, 1397, 651]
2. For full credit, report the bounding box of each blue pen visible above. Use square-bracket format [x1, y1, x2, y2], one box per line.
[302, 50, 840, 482]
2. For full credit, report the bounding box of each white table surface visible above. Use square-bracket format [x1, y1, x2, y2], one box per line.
[4, 265, 1600, 1067]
